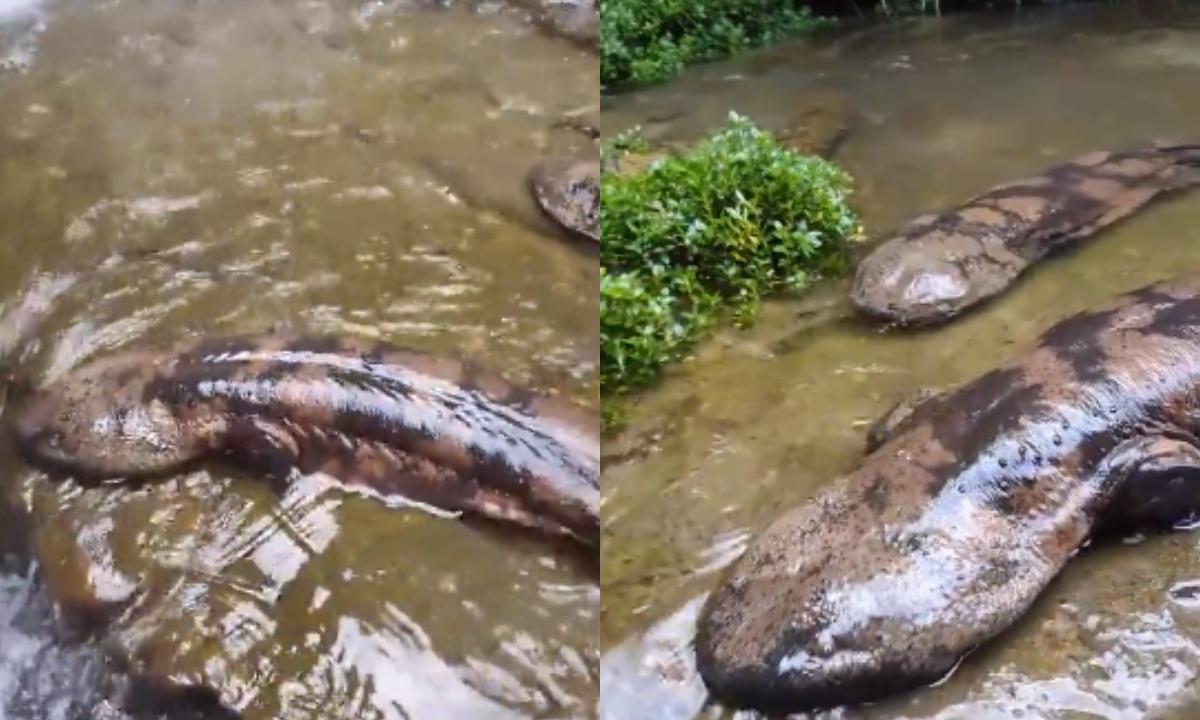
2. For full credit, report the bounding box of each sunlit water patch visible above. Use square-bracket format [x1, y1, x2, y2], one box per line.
[0, 0, 43, 71]
[0, 0, 597, 716]
[0, 566, 130, 720]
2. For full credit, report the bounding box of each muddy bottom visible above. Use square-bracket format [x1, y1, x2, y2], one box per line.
[0, 0, 598, 718]
[600, 4, 1200, 718]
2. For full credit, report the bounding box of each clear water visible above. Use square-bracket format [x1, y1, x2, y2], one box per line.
[0, 0, 598, 717]
[601, 4, 1200, 718]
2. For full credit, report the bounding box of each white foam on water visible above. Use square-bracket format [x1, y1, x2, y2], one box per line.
[0, 0, 40, 20]
[0, 0, 40, 24]
[0, 567, 130, 720]
[0, 0, 44, 71]
[0, 571, 40, 720]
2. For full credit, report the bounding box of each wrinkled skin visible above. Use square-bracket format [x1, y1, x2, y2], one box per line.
[697, 274, 1200, 712]
[529, 158, 600, 242]
[852, 142, 1200, 325]
[14, 335, 600, 546]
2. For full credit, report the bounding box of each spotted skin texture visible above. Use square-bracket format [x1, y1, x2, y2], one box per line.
[852, 142, 1200, 325]
[697, 275, 1200, 712]
[14, 335, 600, 546]
[529, 158, 600, 242]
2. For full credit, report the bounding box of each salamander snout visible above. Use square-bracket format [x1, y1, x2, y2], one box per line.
[11, 350, 208, 479]
[852, 251, 971, 324]
[15, 424, 72, 469]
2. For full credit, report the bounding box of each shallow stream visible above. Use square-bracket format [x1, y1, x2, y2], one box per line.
[601, 5, 1200, 718]
[0, 0, 598, 717]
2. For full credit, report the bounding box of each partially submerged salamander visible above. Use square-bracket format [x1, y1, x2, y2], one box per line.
[13, 335, 599, 546]
[852, 141, 1200, 325]
[698, 273, 1200, 712]
[529, 158, 600, 242]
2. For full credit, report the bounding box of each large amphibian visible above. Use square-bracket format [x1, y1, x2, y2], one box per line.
[14, 335, 599, 546]
[529, 157, 600, 242]
[852, 142, 1200, 325]
[698, 274, 1200, 712]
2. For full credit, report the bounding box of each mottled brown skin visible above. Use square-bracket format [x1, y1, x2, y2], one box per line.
[13, 335, 600, 546]
[698, 275, 1200, 712]
[852, 142, 1200, 325]
[529, 158, 599, 242]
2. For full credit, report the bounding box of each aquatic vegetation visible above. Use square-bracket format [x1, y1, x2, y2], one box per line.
[600, 0, 829, 87]
[600, 125, 652, 165]
[601, 115, 860, 423]
[601, 267, 714, 393]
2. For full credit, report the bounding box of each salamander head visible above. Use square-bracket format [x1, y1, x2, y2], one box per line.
[14, 350, 213, 479]
[851, 241, 973, 325]
[695, 462, 1046, 713]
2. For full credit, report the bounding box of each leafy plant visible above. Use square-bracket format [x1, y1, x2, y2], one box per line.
[601, 126, 651, 162]
[601, 115, 861, 426]
[600, 0, 830, 88]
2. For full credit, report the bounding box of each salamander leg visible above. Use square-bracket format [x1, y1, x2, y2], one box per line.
[224, 417, 301, 496]
[1100, 433, 1200, 534]
[865, 387, 946, 453]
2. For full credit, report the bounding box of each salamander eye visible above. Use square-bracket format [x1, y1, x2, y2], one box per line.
[39, 430, 64, 452]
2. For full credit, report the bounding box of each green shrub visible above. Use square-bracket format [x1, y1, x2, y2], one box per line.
[600, 0, 829, 87]
[601, 115, 861, 424]
[601, 126, 651, 164]
[600, 268, 715, 396]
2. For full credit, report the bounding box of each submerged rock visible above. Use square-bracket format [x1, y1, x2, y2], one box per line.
[413, 114, 598, 242]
